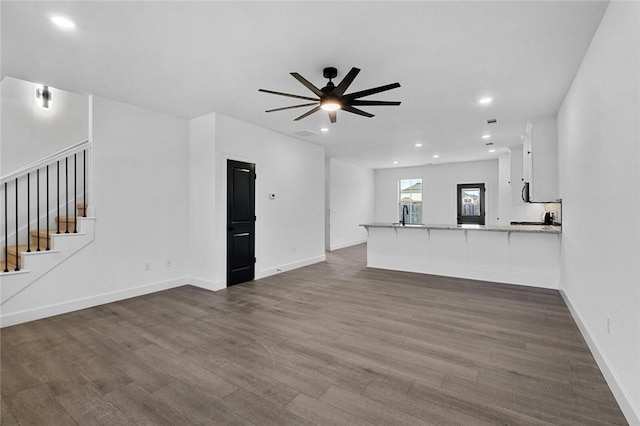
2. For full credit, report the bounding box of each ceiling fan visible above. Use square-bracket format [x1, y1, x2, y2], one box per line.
[259, 67, 401, 123]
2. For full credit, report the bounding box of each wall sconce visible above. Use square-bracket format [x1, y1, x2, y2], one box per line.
[36, 85, 52, 109]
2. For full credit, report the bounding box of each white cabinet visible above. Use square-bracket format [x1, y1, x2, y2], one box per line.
[523, 116, 559, 202]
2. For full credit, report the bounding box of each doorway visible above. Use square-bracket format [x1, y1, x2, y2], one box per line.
[457, 183, 485, 225]
[227, 160, 256, 286]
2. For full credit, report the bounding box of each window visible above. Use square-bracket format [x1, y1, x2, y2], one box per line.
[457, 183, 485, 225]
[398, 178, 422, 224]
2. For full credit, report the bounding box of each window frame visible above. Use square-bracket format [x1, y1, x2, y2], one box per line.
[398, 178, 423, 224]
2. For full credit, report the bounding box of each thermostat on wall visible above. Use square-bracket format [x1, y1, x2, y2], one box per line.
[269, 193, 276, 199]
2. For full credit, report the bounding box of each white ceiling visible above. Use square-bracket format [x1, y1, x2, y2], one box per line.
[1, 1, 608, 169]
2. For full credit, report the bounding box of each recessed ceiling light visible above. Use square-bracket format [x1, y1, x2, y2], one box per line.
[488, 149, 496, 153]
[479, 97, 493, 105]
[320, 127, 329, 132]
[482, 134, 491, 139]
[415, 143, 422, 147]
[432, 154, 440, 158]
[393, 161, 399, 164]
[51, 15, 76, 29]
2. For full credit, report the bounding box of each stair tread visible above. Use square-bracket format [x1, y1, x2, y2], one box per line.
[30, 229, 69, 237]
[29, 227, 84, 237]
[1, 261, 20, 271]
[55, 215, 80, 222]
[30, 229, 55, 235]
[6, 245, 30, 254]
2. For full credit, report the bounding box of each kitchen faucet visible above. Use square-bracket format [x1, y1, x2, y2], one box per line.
[401, 205, 409, 226]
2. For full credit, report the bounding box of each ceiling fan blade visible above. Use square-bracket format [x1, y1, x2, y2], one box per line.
[294, 105, 322, 121]
[350, 100, 401, 106]
[328, 111, 337, 123]
[259, 88, 318, 102]
[344, 82, 401, 100]
[343, 105, 374, 118]
[290, 73, 324, 97]
[265, 102, 319, 113]
[334, 67, 361, 97]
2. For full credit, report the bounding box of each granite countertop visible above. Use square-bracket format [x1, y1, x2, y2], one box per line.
[360, 222, 562, 234]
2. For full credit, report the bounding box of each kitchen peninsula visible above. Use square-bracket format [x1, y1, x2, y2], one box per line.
[361, 223, 561, 289]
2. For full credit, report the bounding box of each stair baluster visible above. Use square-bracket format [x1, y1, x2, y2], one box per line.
[83, 150, 87, 217]
[36, 169, 40, 251]
[65, 158, 69, 233]
[74, 154, 77, 233]
[46, 165, 50, 250]
[57, 160, 60, 234]
[27, 173, 31, 253]
[4, 182, 8, 272]
[14, 178, 19, 271]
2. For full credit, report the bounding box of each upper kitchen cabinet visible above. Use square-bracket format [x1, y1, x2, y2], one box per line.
[523, 116, 559, 202]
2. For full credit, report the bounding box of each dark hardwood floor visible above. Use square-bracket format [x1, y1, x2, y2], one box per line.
[1, 244, 628, 425]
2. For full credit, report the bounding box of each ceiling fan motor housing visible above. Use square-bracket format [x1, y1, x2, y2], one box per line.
[323, 67, 338, 80]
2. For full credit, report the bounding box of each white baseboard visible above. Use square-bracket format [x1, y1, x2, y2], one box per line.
[329, 239, 367, 251]
[0, 254, 327, 328]
[188, 276, 225, 292]
[0, 276, 190, 328]
[258, 254, 326, 279]
[559, 289, 639, 425]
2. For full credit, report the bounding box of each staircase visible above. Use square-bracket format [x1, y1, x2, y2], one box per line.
[1, 204, 86, 273]
[1, 140, 95, 305]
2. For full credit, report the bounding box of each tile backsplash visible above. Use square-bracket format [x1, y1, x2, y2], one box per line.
[509, 201, 562, 223]
[544, 201, 562, 224]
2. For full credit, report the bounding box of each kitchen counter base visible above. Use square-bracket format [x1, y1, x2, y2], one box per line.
[365, 226, 560, 289]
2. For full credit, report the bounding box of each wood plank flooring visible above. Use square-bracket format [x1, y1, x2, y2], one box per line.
[1, 244, 628, 425]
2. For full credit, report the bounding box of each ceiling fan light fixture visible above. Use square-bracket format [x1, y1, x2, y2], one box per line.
[320, 98, 341, 112]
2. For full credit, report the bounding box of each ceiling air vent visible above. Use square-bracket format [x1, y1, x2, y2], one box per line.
[293, 130, 317, 137]
[487, 119, 498, 124]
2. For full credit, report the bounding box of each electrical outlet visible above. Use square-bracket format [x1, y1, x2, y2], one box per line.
[607, 317, 611, 334]
[166, 259, 172, 268]
[144, 262, 150, 271]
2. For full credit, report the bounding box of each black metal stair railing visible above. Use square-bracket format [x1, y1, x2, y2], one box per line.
[1, 142, 89, 273]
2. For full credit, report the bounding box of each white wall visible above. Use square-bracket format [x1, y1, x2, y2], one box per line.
[375, 160, 499, 225]
[188, 113, 326, 289]
[1, 97, 190, 319]
[187, 113, 217, 288]
[497, 151, 512, 223]
[1, 77, 88, 175]
[557, 1, 640, 423]
[327, 158, 374, 251]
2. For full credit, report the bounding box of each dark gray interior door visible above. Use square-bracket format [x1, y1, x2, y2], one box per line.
[227, 160, 255, 286]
